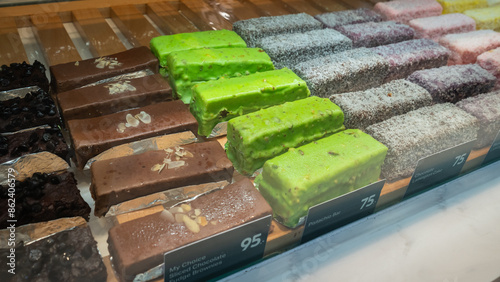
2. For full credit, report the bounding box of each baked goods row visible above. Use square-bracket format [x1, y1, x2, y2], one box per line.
[2, 1, 500, 281]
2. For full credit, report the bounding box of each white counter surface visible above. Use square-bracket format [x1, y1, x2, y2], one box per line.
[223, 160, 500, 282]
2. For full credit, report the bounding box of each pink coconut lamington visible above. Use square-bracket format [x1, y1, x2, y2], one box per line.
[477, 47, 500, 90]
[373, 0, 443, 25]
[439, 30, 500, 65]
[409, 13, 476, 42]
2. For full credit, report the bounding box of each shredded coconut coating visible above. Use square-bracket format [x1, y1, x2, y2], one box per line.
[365, 103, 478, 181]
[477, 47, 500, 90]
[330, 80, 433, 130]
[372, 38, 450, 83]
[464, 5, 500, 30]
[232, 13, 323, 47]
[439, 30, 500, 65]
[437, 0, 488, 14]
[374, 0, 443, 24]
[336, 21, 415, 48]
[456, 91, 500, 148]
[409, 13, 476, 42]
[292, 48, 389, 97]
[257, 29, 352, 69]
[407, 64, 496, 103]
[314, 8, 383, 29]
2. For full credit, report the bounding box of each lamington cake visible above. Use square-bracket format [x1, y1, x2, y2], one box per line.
[257, 28, 352, 69]
[232, 13, 323, 47]
[226, 96, 345, 176]
[371, 38, 451, 83]
[314, 8, 383, 29]
[255, 129, 388, 228]
[330, 79, 433, 130]
[107, 178, 272, 281]
[67, 100, 198, 169]
[49, 46, 159, 93]
[439, 30, 500, 65]
[0, 225, 107, 281]
[0, 171, 90, 229]
[365, 103, 479, 181]
[0, 61, 49, 93]
[336, 21, 415, 48]
[373, 0, 443, 24]
[456, 91, 500, 148]
[293, 48, 389, 97]
[90, 141, 234, 216]
[407, 64, 496, 103]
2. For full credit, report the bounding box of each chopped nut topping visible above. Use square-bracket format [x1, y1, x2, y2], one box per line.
[160, 209, 175, 223]
[94, 57, 123, 69]
[135, 111, 151, 124]
[183, 216, 200, 233]
[105, 80, 136, 95]
[125, 114, 140, 127]
[116, 123, 126, 133]
[181, 204, 192, 212]
[169, 207, 184, 214]
[74, 61, 79, 66]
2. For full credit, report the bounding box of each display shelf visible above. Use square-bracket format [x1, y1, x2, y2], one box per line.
[1, 1, 499, 281]
[222, 160, 500, 282]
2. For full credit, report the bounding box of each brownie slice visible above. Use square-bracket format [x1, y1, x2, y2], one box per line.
[0, 61, 49, 93]
[0, 225, 107, 282]
[0, 88, 60, 132]
[0, 126, 70, 164]
[0, 171, 90, 229]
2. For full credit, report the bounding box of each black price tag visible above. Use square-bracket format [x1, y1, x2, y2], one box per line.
[404, 140, 475, 199]
[164, 215, 271, 282]
[301, 180, 385, 244]
[483, 130, 500, 165]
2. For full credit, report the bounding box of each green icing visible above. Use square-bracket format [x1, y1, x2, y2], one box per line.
[190, 68, 310, 136]
[166, 47, 274, 104]
[254, 129, 388, 228]
[150, 29, 246, 67]
[226, 96, 345, 176]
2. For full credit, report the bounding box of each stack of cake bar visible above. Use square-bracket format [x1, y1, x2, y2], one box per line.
[2, 1, 500, 281]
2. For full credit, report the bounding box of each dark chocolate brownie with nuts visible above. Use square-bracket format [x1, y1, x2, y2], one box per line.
[0, 171, 90, 229]
[0, 61, 49, 93]
[0, 126, 70, 164]
[0, 225, 107, 282]
[0, 88, 60, 133]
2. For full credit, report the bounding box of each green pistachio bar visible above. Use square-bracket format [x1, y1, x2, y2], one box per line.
[166, 47, 274, 103]
[255, 129, 388, 228]
[226, 96, 345, 176]
[190, 68, 310, 136]
[150, 29, 247, 67]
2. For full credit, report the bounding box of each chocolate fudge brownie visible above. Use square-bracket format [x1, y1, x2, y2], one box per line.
[0, 171, 90, 229]
[0, 61, 49, 93]
[0, 88, 60, 132]
[0, 225, 107, 281]
[0, 126, 70, 164]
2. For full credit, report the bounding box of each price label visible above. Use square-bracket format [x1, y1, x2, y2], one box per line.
[164, 215, 271, 282]
[404, 140, 475, 199]
[301, 180, 385, 243]
[483, 130, 500, 165]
